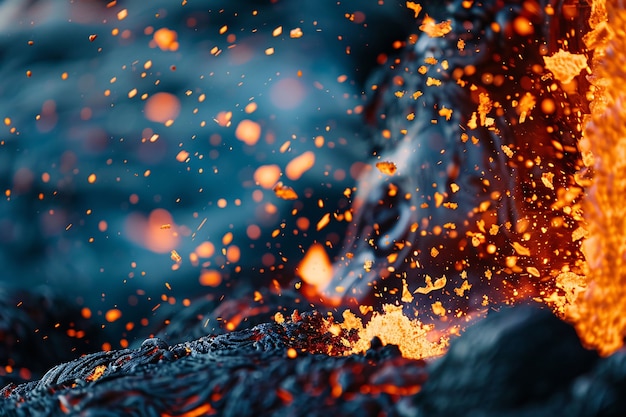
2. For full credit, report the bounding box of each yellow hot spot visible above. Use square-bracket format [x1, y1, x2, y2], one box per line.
[87, 173, 97, 184]
[170, 250, 182, 263]
[406, 1, 422, 18]
[273, 182, 298, 200]
[438, 107, 453, 120]
[316, 213, 331, 231]
[414, 275, 447, 294]
[375, 161, 397, 175]
[341, 305, 448, 360]
[86, 365, 107, 382]
[117, 9, 128, 20]
[419, 15, 452, 37]
[285, 151, 315, 180]
[298, 243, 333, 292]
[290, 28, 303, 38]
[543, 49, 589, 84]
[235, 120, 261, 145]
[175, 150, 189, 162]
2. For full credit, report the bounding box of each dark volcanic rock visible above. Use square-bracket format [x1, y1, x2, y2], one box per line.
[418, 306, 599, 416]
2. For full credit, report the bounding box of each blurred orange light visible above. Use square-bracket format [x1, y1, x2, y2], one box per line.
[153, 28, 179, 51]
[254, 164, 281, 189]
[144, 92, 181, 124]
[235, 119, 261, 145]
[199, 270, 222, 287]
[298, 243, 333, 292]
[286, 151, 315, 180]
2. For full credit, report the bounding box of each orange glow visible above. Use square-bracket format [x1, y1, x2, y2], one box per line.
[235, 119, 261, 145]
[195, 241, 215, 258]
[199, 270, 222, 287]
[153, 28, 179, 51]
[246, 224, 261, 240]
[297, 243, 333, 292]
[144, 92, 181, 124]
[81, 307, 92, 319]
[226, 246, 240, 263]
[285, 151, 315, 180]
[254, 164, 281, 189]
[125, 208, 180, 253]
[105, 309, 122, 323]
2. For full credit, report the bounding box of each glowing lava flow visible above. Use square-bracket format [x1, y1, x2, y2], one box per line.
[568, 0, 626, 356]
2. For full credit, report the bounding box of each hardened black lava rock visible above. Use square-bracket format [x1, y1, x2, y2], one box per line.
[3, 305, 626, 417]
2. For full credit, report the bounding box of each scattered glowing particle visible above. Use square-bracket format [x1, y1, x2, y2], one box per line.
[316, 213, 331, 231]
[298, 243, 333, 292]
[265, 47, 275, 56]
[274, 312, 285, 324]
[272, 26, 283, 37]
[375, 161, 397, 175]
[160, 224, 171, 229]
[431, 301, 446, 317]
[527, 267, 541, 278]
[430, 247, 439, 257]
[543, 49, 588, 84]
[287, 348, 297, 359]
[105, 309, 122, 323]
[511, 242, 531, 256]
[219, 25, 228, 35]
[153, 28, 179, 51]
[426, 77, 442, 86]
[175, 150, 190, 162]
[412, 91, 423, 99]
[406, 1, 422, 18]
[128, 88, 137, 98]
[89, 34, 97, 42]
[235, 119, 261, 145]
[273, 182, 298, 200]
[438, 107, 453, 120]
[414, 275, 446, 294]
[541, 172, 555, 189]
[290, 28, 303, 38]
[170, 250, 182, 263]
[457, 39, 465, 50]
[501, 144, 514, 158]
[285, 151, 315, 180]
[87, 173, 97, 184]
[454, 280, 472, 297]
[117, 9, 128, 20]
[199, 270, 221, 287]
[26, 70, 32, 77]
[401, 279, 414, 303]
[450, 183, 460, 193]
[419, 15, 452, 37]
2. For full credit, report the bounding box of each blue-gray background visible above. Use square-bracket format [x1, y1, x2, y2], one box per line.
[0, 0, 415, 339]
